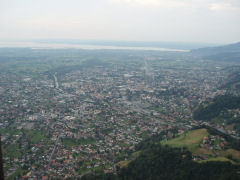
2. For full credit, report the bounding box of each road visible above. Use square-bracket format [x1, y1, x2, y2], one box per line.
[53, 72, 59, 89]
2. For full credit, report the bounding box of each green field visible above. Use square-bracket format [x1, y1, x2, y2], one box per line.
[162, 128, 240, 164]
[199, 157, 236, 164]
[117, 160, 130, 168]
[6, 168, 23, 180]
[62, 137, 96, 148]
[24, 130, 49, 144]
[162, 128, 208, 152]
[220, 149, 240, 161]
[4, 144, 21, 158]
[62, 138, 79, 148]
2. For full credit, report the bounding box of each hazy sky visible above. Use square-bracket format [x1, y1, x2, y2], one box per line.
[0, 0, 240, 44]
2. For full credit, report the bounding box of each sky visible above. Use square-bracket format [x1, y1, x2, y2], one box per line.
[0, 0, 240, 44]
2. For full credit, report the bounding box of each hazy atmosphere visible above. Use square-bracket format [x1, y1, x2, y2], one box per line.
[2, 1, 240, 179]
[0, 0, 240, 44]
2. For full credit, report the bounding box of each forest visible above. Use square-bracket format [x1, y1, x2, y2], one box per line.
[81, 128, 240, 180]
[193, 95, 240, 121]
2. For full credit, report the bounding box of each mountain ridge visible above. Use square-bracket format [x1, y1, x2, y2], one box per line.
[190, 42, 240, 62]
[191, 42, 240, 55]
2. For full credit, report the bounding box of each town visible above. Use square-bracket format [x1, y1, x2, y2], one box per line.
[0, 48, 239, 179]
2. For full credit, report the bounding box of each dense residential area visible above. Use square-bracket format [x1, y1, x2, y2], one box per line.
[0, 46, 240, 179]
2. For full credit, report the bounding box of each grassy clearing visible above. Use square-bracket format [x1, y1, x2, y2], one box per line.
[131, 151, 141, 158]
[6, 168, 23, 180]
[162, 128, 208, 152]
[193, 148, 214, 156]
[25, 130, 48, 144]
[140, 132, 148, 139]
[117, 160, 130, 168]
[162, 128, 240, 164]
[198, 156, 235, 164]
[4, 144, 21, 158]
[0, 128, 21, 136]
[119, 142, 129, 148]
[62, 138, 79, 148]
[220, 149, 240, 161]
[62, 137, 96, 148]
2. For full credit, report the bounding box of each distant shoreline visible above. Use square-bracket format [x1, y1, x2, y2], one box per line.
[0, 41, 189, 52]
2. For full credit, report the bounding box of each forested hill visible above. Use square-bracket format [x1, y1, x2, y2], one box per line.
[117, 145, 239, 180]
[191, 42, 240, 55]
[81, 128, 240, 180]
[190, 42, 240, 61]
[193, 95, 240, 121]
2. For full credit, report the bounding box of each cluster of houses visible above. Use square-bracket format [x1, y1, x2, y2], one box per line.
[0, 56, 238, 179]
[200, 135, 227, 150]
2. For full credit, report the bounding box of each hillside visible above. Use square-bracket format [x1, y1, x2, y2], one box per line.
[193, 95, 240, 135]
[162, 128, 240, 164]
[161, 128, 208, 152]
[193, 95, 240, 120]
[118, 144, 239, 180]
[81, 128, 240, 180]
[190, 42, 240, 61]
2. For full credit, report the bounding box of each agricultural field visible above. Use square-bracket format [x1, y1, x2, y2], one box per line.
[162, 128, 208, 152]
[162, 128, 240, 164]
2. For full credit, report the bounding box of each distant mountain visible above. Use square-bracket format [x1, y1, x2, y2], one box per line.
[31, 39, 213, 50]
[190, 42, 240, 61]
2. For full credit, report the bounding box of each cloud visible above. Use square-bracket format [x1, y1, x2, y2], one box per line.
[209, 2, 239, 11]
[108, 0, 240, 11]
[108, 0, 189, 8]
[0, 0, 239, 42]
